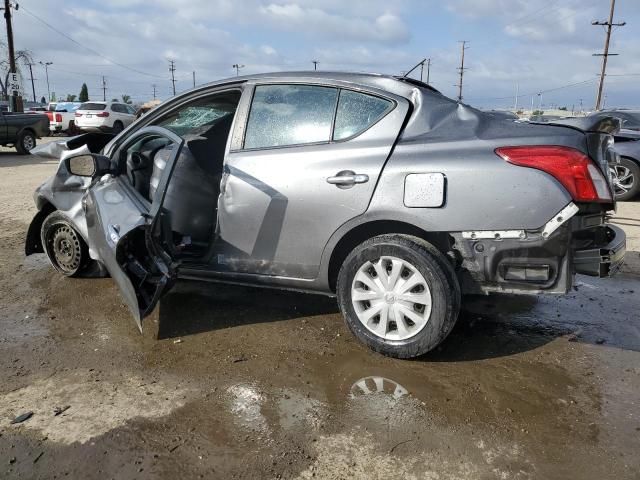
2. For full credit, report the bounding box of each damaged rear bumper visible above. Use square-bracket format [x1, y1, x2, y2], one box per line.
[573, 224, 626, 277]
[454, 203, 626, 295]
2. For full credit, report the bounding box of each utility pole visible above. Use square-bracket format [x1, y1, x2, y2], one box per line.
[456, 41, 469, 102]
[168, 60, 176, 96]
[101, 76, 107, 101]
[425, 58, 431, 85]
[26, 62, 36, 103]
[152, 84, 156, 100]
[232, 63, 244, 76]
[537, 92, 543, 111]
[312, 60, 319, 71]
[513, 82, 519, 112]
[39, 61, 52, 102]
[579, 98, 584, 114]
[192, 71, 196, 88]
[592, 0, 625, 111]
[3, 0, 19, 111]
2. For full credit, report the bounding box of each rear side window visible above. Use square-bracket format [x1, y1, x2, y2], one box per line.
[244, 85, 338, 149]
[112, 104, 126, 113]
[333, 90, 392, 141]
[79, 103, 106, 111]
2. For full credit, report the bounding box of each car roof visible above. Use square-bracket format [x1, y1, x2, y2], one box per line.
[196, 70, 441, 99]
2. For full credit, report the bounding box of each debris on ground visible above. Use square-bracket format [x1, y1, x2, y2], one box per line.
[53, 405, 70, 416]
[11, 411, 34, 424]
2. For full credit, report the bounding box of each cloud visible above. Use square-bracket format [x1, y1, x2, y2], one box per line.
[259, 4, 410, 44]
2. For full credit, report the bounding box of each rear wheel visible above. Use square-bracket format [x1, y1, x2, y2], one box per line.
[611, 157, 640, 201]
[112, 121, 124, 134]
[41, 211, 89, 277]
[16, 130, 36, 155]
[337, 234, 460, 359]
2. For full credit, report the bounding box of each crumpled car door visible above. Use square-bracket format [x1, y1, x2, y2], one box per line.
[83, 126, 185, 330]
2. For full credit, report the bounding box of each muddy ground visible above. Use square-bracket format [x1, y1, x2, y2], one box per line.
[0, 140, 639, 479]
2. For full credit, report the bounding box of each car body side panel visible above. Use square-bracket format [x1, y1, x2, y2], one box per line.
[214, 82, 410, 279]
[613, 138, 640, 163]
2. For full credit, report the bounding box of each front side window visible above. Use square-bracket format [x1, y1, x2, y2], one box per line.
[155, 91, 241, 138]
[244, 84, 338, 149]
[333, 90, 393, 141]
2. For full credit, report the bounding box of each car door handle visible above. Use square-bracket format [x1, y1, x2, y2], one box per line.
[326, 171, 369, 187]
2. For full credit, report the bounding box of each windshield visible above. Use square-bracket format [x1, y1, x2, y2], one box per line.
[55, 102, 80, 112]
[79, 102, 107, 111]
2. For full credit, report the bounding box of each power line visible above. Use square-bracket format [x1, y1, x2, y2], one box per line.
[18, 4, 164, 79]
[592, 0, 625, 111]
[467, 77, 598, 102]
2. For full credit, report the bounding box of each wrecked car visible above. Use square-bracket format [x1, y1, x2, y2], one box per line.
[25, 72, 626, 359]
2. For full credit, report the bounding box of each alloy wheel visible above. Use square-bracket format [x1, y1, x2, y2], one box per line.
[23, 134, 35, 151]
[610, 164, 635, 196]
[351, 256, 432, 341]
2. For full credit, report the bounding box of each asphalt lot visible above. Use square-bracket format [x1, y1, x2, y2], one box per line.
[0, 138, 639, 479]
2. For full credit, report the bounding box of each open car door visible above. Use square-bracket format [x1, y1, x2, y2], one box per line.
[83, 126, 185, 330]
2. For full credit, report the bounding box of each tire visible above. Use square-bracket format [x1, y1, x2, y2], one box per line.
[16, 130, 36, 155]
[337, 234, 461, 359]
[611, 157, 640, 201]
[112, 121, 124, 134]
[67, 120, 78, 136]
[41, 211, 89, 277]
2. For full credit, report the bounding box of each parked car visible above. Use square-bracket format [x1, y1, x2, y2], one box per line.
[0, 109, 49, 154]
[609, 128, 640, 201]
[25, 72, 625, 358]
[46, 102, 82, 135]
[74, 101, 136, 133]
[484, 110, 519, 120]
[589, 109, 640, 131]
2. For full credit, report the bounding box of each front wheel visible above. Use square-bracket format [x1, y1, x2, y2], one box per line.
[41, 211, 89, 277]
[16, 130, 36, 155]
[337, 234, 460, 359]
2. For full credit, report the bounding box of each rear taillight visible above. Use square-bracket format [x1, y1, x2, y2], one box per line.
[55, 113, 62, 122]
[495, 145, 612, 202]
[96, 111, 109, 117]
[75, 112, 82, 117]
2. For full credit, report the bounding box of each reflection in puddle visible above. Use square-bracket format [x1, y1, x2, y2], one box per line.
[226, 383, 269, 436]
[277, 388, 325, 431]
[350, 376, 409, 400]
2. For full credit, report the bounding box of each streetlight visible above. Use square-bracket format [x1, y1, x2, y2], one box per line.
[232, 64, 244, 76]
[39, 61, 52, 102]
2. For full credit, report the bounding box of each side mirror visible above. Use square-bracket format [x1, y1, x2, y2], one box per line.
[66, 153, 112, 177]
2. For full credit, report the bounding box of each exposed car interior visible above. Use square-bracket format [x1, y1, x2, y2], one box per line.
[117, 90, 242, 258]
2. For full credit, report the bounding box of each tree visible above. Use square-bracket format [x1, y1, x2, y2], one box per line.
[532, 110, 544, 116]
[51, 92, 56, 102]
[79, 83, 89, 102]
[66, 94, 77, 102]
[0, 42, 33, 100]
[40, 96, 46, 104]
[558, 106, 568, 111]
[111, 98, 118, 102]
[121, 94, 132, 104]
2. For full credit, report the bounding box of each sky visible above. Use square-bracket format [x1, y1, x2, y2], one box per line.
[7, 0, 640, 110]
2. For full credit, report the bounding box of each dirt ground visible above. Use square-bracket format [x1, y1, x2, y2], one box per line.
[0, 139, 639, 479]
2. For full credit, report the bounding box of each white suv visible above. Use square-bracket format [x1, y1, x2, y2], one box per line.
[75, 102, 136, 133]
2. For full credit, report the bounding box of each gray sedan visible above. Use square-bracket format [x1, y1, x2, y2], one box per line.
[25, 72, 626, 358]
